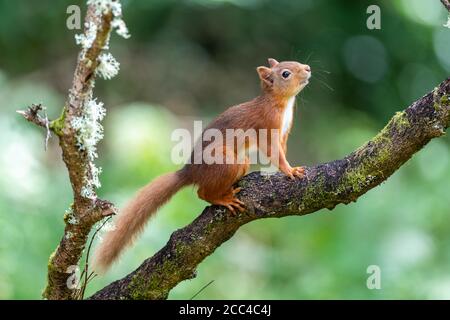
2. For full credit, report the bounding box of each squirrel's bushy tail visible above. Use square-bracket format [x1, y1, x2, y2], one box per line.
[93, 170, 189, 273]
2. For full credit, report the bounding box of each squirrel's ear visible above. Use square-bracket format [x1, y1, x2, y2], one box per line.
[257, 66, 273, 87]
[268, 58, 279, 68]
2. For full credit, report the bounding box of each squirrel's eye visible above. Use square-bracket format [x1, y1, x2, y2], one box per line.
[282, 70, 291, 79]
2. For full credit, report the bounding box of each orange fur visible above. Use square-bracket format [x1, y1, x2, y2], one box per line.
[93, 170, 189, 273]
[93, 58, 311, 272]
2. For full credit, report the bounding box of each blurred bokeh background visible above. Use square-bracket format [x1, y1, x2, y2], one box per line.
[1, 0, 450, 299]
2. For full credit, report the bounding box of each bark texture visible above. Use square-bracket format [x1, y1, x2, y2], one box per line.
[90, 79, 450, 300]
[18, 5, 117, 300]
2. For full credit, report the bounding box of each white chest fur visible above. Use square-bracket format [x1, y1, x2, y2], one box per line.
[281, 96, 295, 136]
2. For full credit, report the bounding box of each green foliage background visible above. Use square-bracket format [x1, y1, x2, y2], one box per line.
[0, 0, 450, 299]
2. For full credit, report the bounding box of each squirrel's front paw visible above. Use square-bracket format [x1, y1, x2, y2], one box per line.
[291, 166, 305, 178]
[281, 165, 305, 179]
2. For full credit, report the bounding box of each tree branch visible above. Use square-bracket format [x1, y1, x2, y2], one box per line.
[17, 103, 49, 129]
[17, 2, 123, 299]
[17, 103, 52, 149]
[90, 79, 450, 299]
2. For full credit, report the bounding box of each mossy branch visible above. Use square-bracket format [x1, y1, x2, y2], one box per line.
[90, 79, 450, 300]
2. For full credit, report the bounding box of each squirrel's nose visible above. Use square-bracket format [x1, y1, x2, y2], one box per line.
[304, 65, 311, 72]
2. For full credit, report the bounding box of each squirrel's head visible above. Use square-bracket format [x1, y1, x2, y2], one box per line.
[256, 58, 311, 97]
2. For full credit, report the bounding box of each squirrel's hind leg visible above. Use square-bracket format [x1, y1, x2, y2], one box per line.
[195, 151, 248, 214]
[198, 186, 245, 214]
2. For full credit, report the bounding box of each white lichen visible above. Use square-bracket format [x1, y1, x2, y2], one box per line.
[97, 53, 120, 79]
[68, 215, 79, 225]
[64, 206, 80, 225]
[80, 185, 96, 199]
[75, 0, 131, 53]
[75, 21, 97, 50]
[71, 98, 105, 155]
[89, 163, 103, 189]
[71, 0, 130, 200]
[88, 0, 121, 16]
[89, 0, 130, 39]
[111, 18, 131, 39]
[65, 232, 74, 240]
[72, 97, 106, 199]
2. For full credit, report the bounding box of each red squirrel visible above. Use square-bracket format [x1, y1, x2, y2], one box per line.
[94, 58, 311, 272]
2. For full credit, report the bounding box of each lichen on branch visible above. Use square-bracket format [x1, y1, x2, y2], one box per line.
[90, 78, 450, 300]
[70, 0, 129, 201]
[19, 0, 128, 300]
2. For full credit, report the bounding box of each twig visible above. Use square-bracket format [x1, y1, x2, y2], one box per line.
[16, 103, 46, 127]
[43, 107, 51, 150]
[78, 216, 113, 299]
[17, 104, 52, 150]
[190, 280, 215, 300]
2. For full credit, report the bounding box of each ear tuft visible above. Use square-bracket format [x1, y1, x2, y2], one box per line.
[268, 58, 279, 68]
